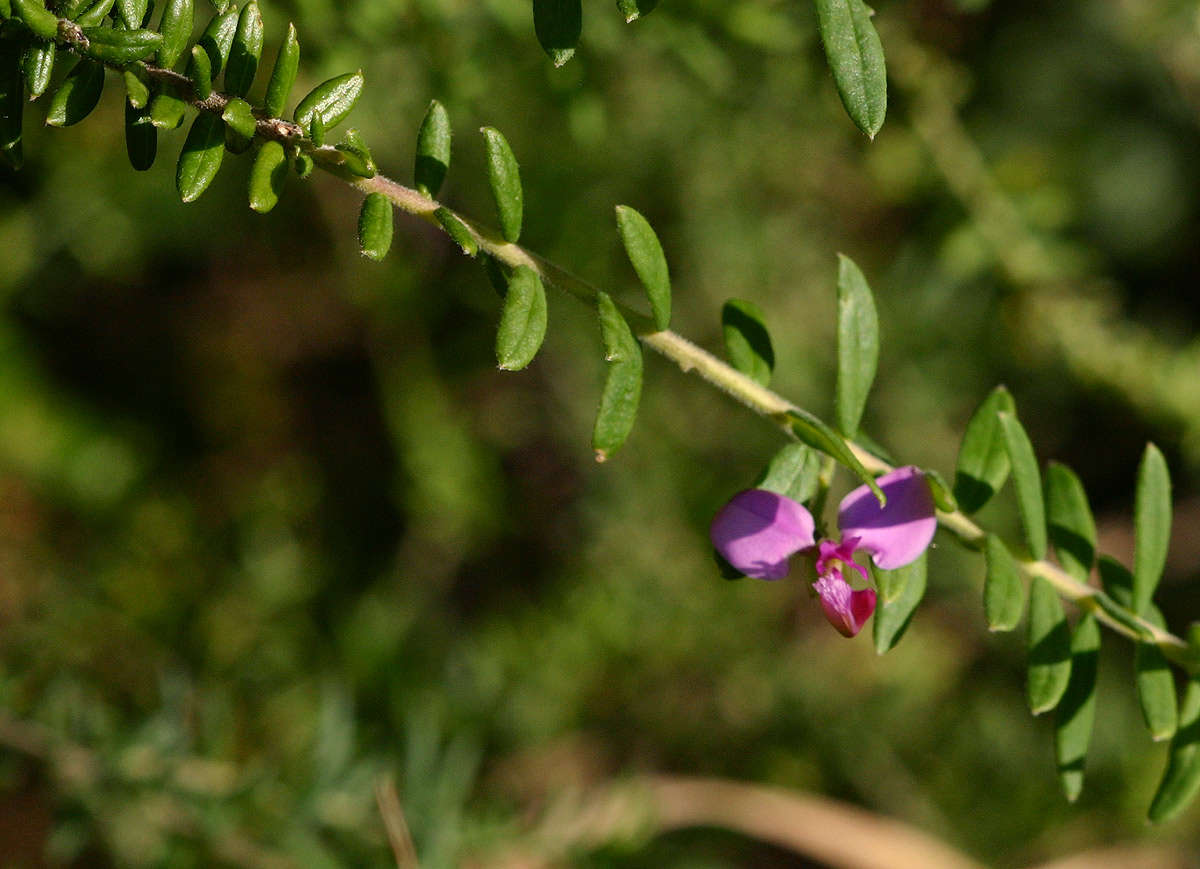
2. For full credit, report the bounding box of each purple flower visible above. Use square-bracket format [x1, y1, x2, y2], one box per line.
[710, 466, 937, 637]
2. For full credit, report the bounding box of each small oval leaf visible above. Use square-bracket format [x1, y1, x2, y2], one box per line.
[293, 70, 363, 136]
[21, 42, 54, 99]
[615, 204, 670, 332]
[434, 207, 477, 257]
[157, 0, 194, 69]
[1147, 673, 1200, 823]
[1137, 641, 1178, 743]
[592, 291, 643, 460]
[954, 385, 1016, 514]
[1027, 575, 1072, 715]
[116, 0, 148, 29]
[1055, 613, 1100, 803]
[1045, 461, 1097, 582]
[187, 44, 213, 100]
[248, 139, 287, 213]
[481, 126, 523, 243]
[357, 192, 393, 261]
[334, 128, 375, 178]
[984, 534, 1025, 632]
[999, 411, 1047, 561]
[834, 253, 878, 438]
[533, 0, 581, 67]
[12, 0, 59, 39]
[81, 27, 163, 64]
[1133, 443, 1171, 615]
[262, 22, 299, 118]
[45, 59, 105, 128]
[74, 0, 116, 28]
[872, 552, 927, 654]
[175, 111, 226, 202]
[223, 0, 263, 97]
[814, 0, 887, 138]
[414, 99, 451, 198]
[721, 298, 774, 387]
[198, 6, 239, 76]
[122, 66, 150, 108]
[148, 85, 187, 129]
[755, 443, 820, 503]
[496, 266, 548, 371]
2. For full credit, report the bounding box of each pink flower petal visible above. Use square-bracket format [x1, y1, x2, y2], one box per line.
[710, 489, 815, 580]
[837, 466, 936, 570]
[814, 573, 877, 637]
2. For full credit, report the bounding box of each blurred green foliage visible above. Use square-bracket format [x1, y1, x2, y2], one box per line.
[2, 0, 1200, 864]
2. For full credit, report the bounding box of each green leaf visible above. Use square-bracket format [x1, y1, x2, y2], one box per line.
[307, 110, 325, 146]
[157, 0, 193, 69]
[45, 59, 105, 127]
[834, 253, 878, 438]
[872, 552, 927, 654]
[615, 204, 671, 332]
[592, 291, 643, 460]
[75, 0, 116, 28]
[198, 6, 238, 76]
[533, 0, 581, 67]
[1147, 672, 1200, 823]
[482, 254, 508, 298]
[434, 207, 477, 257]
[12, 0, 59, 39]
[81, 27, 163, 64]
[999, 411, 1047, 560]
[481, 126, 523, 243]
[122, 65, 150, 108]
[496, 265, 548, 371]
[1137, 645, 1178, 743]
[175, 111, 225, 202]
[116, 0, 148, 28]
[248, 139, 286, 213]
[293, 70, 363, 135]
[983, 534, 1025, 632]
[1045, 462, 1096, 582]
[414, 99, 451, 198]
[262, 22, 298, 118]
[124, 100, 155, 170]
[334, 128, 375, 178]
[148, 85, 187, 129]
[784, 408, 883, 505]
[292, 151, 313, 179]
[1027, 575, 1072, 715]
[922, 468, 957, 512]
[21, 41, 54, 99]
[0, 40, 23, 153]
[223, 0, 262, 97]
[1133, 443, 1171, 615]
[953, 386, 1016, 514]
[616, 0, 658, 22]
[220, 95, 255, 139]
[813, 0, 887, 138]
[755, 443, 820, 503]
[721, 299, 774, 387]
[357, 192, 393, 262]
[187, 44, 212, 100]
[1055, 614, 1100, 803]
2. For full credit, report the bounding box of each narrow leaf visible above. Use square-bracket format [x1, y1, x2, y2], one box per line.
[481, 126, 522, 243]
[357, 192, 393, 261]
[813, 0, 888, 138]
[615, 205, 670, 330]
[45, 59, 105, 127]
[187, 44, 212, 100]
[434, 207, 477, 257]
[533, 0, 581, 67]
[1147, 672, 1200, 823]
[157, 0, 193, 69]
[81, 27, 163, 64]
[334, 129, 375, 178]
[872, 552, 927, 654]
[1045, 462, 1096, 582]
[175, 111, 225, 202]
[616, 0, 658, 22]
[984, 534, 1025, 632]
[293, 70, 363, 135]
[922, 468, 957, 512]
[1133, 443, 1171, 615]
[1136, 605, 1178, 742]
[1055, 614, 1100, 802]
[12, 0, 59, 39]
[248, 139, 286, 213]
[953, 385, 1016, 513]
[75, 0, 116, 28]
[221, 96, 256, 139]
[999, 411, 1047, 560]
[124, 100, 155, 170]
[262, 22, 298, 118]
[414, 99, 451, 198]
[496, 265, 547, 371]
[834, 253, 878, 437]
[755, 443, 820, 503]
[1027, 575, 1072, 715]
[721, 298, 774, 387]
[223, 0, 262, 97]
[785, 408, 884, 505]
[592, 291, 643, 460]
[21, 42, 54, 99]
[199, 6, 239, 76]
